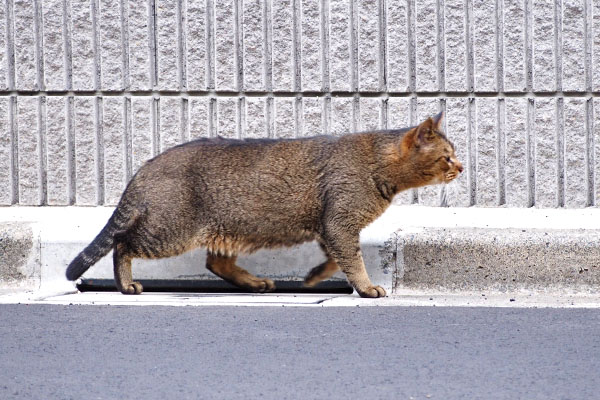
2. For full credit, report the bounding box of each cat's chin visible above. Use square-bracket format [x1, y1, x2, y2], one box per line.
[443, 174, 458, 183]
[433, 176, 449, 185]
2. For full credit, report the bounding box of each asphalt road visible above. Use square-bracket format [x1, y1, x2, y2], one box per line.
[1, 304, 599, 399]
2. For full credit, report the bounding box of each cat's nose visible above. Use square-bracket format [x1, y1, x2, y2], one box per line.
[456, 162, 464, 173]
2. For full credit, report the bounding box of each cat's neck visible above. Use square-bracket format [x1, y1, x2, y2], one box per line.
[373, 132, 436, 195]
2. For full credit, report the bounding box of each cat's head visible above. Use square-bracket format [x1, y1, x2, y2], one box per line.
[401, 112, 463, 185]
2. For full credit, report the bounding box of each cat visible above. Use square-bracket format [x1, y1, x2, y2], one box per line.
[66, 111, 462, 298]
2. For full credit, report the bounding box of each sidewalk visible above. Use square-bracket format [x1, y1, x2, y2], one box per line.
[3, 290, 600, 308]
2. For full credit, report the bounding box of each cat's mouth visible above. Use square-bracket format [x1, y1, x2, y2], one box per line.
[444, 171, 459, 182]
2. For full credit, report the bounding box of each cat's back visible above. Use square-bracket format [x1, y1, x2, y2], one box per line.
[132, 135, 336, 209]
[149, 135, 334, 168]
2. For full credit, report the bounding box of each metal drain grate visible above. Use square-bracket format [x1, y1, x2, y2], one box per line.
[78, 279, 353, 294]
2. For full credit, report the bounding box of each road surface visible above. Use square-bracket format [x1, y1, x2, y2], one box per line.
[1, 303, 599, 399]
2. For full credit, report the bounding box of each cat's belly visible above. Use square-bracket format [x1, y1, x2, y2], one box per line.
[194, 227, 317, 256]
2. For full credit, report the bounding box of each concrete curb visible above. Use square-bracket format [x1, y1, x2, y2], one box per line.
[394, 227, 600, 293]
[1, 206, 600, 295]
[0, 221, 40, 289]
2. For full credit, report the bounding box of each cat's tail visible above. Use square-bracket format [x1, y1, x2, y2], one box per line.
[65, 207, 138, 281]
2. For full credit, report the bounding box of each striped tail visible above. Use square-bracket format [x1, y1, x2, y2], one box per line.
[66, 208, 133, 281]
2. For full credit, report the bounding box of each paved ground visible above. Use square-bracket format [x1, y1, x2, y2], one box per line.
[5, 289, 600, 308]
[1, 302, 599, 399]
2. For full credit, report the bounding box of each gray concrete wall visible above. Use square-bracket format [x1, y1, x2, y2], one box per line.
[0, 0, 599, 207]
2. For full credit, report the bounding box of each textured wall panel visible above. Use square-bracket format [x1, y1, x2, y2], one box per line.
[186, 0, 208, 90]
[532, 1, 556, 92]
[45, 97, 69, 205]
[503, 0, 526, 92]
[70, 0, 96, 91]
[415, 0, 438, 92]
[387, 97, 410, 129]
[300, 0, 322, 91]
[271, 0, 294, 91]
[330, 97, 353, 135]
[302, 97, 324, 137]
[473, 1, 497, 91]
[99, 0, 125, 91]
[561, 0, 586, 92]
[475, 98, 498, 205]
[159, 97, 182, 151]
[156, 0, 180, 90]
[386, 0, 409, 92]
[563, 98, 588, 207]
[273, 98, 295, 138]
[534, 98, 558, 207]
[357, 0, 379, 91]
[216, 97, 238, 138]
[329, 0, 351, 92]
[504, 98, 529, 206]
[73, 96, 98, 205]
[594, 1, 600, 92]
[444, 0, 467, 92]
[127, 0, 152, 90]
[42, 0, 67, 90]
[189, 97, 210, 139]
[358, 98, 381, 131]
[416, 99, 441, 124]
[0, 3, 10, 90]
[595, 99, 600, 204]
[17, 97, 41, 205]
[244, 97, 267, 138]
[214, 0, 237, 91]
[14, 0, 38, 90]
[102, 97, 126, 205]
[131, 96, 153, 174]
[243, 0, 265, 91]
[0, 98, 12, 204]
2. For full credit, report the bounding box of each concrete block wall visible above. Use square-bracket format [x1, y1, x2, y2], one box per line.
[0, 0, 599, 208]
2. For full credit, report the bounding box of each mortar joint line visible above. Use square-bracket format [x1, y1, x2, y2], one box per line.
[1, 90, 598, 100]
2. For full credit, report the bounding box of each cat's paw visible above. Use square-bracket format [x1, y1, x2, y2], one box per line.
[121, 281, 144, 295]
[303, 272, 320, 287]
[251, 278, 276, 293]
[357, 285, 386, 298]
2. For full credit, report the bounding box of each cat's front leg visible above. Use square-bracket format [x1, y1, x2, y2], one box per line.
[321, 232, 386, 298]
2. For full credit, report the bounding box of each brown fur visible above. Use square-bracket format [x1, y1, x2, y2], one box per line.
[66, 112, 463, 297]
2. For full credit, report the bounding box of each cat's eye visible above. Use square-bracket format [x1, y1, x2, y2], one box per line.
[445, 156, 452, 163]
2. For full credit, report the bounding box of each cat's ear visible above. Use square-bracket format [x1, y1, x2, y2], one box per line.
[402, 113, 441, 150]
[432, 111, 444, 131]
[415, 112, 444, 145]
[415, 116, 436, 145]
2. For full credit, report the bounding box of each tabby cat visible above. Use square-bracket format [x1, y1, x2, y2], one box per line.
[66, 112, 462, 298]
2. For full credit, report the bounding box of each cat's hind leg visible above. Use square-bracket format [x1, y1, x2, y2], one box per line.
[205, 252, 275, 293]
[304, 256, 340, 287]
[113, 241, 143, 294]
